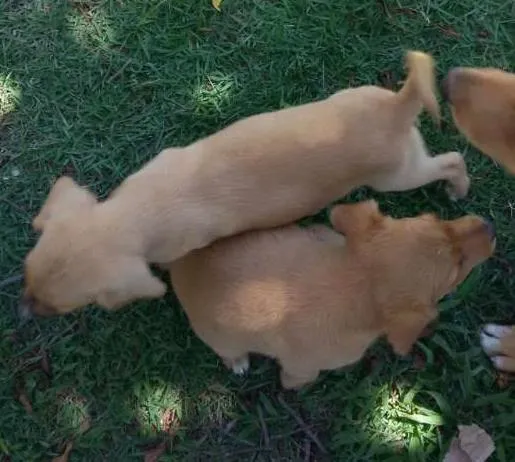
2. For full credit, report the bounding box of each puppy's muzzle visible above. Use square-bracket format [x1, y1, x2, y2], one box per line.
[18, 293, 55, 320]
[484, 218, 496, 243]
[441, 67, 464, 103]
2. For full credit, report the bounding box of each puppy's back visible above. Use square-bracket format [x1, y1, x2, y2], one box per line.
[169, 223, 378, 364]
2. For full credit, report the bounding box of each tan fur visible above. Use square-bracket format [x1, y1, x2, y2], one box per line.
[169, 201, 495, 389]
[23, 50, 470, 315]
[444, 67, 515, 173]
[444, 66, 515, 371]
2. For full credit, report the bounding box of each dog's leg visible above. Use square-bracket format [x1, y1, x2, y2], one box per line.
[221, 354, 250, 376]
[373, 151, 470, 200]
[481, 324, 515, 372]
[280, 367, 319, 390]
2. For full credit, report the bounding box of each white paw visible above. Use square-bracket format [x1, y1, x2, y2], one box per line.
[480, 330, 501, 355]
[231, 356, 250, 376]
[483, 324, 512, 338]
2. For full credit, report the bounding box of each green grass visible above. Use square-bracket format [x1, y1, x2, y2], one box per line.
[1, 0, 515, 460]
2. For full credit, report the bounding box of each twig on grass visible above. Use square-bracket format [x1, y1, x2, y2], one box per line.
[277, 394, 327, 455]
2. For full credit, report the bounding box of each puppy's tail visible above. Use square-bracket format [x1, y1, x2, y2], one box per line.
[396, 50, 440, 125]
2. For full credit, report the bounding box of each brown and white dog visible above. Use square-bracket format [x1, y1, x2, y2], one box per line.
[443, 66, 515, 372]
[22, 51, 470, 316]
[168, 200, 495, 389]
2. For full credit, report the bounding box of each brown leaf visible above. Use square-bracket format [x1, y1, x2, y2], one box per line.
[393, 7, 418, 16]
[160, 409, 179, 435]
[496, 372, 510, 389]
[444, 439, 473, 462]
[444, 425, 495, 462]
[212, 0, 223, 11]
[52, 442, 73, 462]
[437, 24, 461, 39]
[412, 351, 426, 370]
[144, 441, 167, 462]
[15, 383, 33, 414]
[477, 30, 490, 39]
[40, 348, 52, 377]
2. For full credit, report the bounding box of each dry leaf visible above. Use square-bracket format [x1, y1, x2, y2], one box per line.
[15, 383, 33, 414]
[212, 0, 223, 11]
[144, 441, 167, 462]
[52, 442, 73, 462]
[496, 372, 510, 389]
[443, 439, 473, 462]
[458, 424, 495, 461]
[437, 25, 461, 39]
[40, 348, 52, 377]
[477, 30, 490, 39]
[412, 351, 426, 370]
[443, 425, 495, 462]
[160, 409, 179, 435]
[393, 7, 418, 16]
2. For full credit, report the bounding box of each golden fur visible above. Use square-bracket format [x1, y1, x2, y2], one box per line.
[443, 66, 515, 371]
[22, 51, 470, 316]
[169, 200, 495, 389]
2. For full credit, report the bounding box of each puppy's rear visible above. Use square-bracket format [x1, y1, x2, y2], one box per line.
[170, 201, 494, 389]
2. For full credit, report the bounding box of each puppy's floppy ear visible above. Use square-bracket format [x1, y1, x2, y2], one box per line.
[330, 200, 383, 236]
[383, 300, 437, 356]
[96, 258, 167, 309]
[33, 177, 97, 231]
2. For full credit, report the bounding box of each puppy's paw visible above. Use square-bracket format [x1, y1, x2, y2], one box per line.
[481, 324, 515, 372]
[223, 355, 250, 376]
[444, 152, 470, 200]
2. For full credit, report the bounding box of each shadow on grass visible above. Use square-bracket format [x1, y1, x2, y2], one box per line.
[2, 0, 515, 461]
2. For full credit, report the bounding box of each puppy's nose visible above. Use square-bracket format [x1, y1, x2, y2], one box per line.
[441, 67, 463, 103]
[484, 218, 496, 242]
[18, 294, 35, 322]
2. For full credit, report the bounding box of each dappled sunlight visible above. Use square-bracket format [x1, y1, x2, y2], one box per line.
[192, 73, 236, 115]
[365, 382, 444, 456]
[54, 388, 91, 438]
[133, 380, 183, 435]
[66, 6, 115, 54]
[0, 73, 21, 118]
[133, 377, 238, 436]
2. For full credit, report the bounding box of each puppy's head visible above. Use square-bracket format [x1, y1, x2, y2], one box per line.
[330, 200, 495, 355]
[442, 67, 515, 173]
[21, 177, 166, 317]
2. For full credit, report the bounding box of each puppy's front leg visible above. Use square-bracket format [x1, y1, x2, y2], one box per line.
[434, 151, 470, 200]
[384, 150, 470, 200]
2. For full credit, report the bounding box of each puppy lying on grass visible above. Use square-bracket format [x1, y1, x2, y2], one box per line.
[443, 66, 515, 372]
[169, 200, 495, 389]
[22, 51, 470, 316]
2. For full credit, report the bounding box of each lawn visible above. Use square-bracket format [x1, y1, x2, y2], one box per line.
[1, 0, 515, 460]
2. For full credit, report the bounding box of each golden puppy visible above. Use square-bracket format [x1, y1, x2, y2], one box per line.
[169, 200, 495, 389]
[443, 66, 515, 372]
[22, 51, 470, 316]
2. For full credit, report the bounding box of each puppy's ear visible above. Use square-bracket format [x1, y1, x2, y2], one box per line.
[96, 259, 167, 309]
[383, 300, 437, 356]
[33, 177, 97, 231]
[330, 200, 383, 236]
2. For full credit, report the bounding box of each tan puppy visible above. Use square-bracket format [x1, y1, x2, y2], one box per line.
[22, 51, 470, 316]
[169, 201, 495, 389]
[443, 66, 515, 372]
